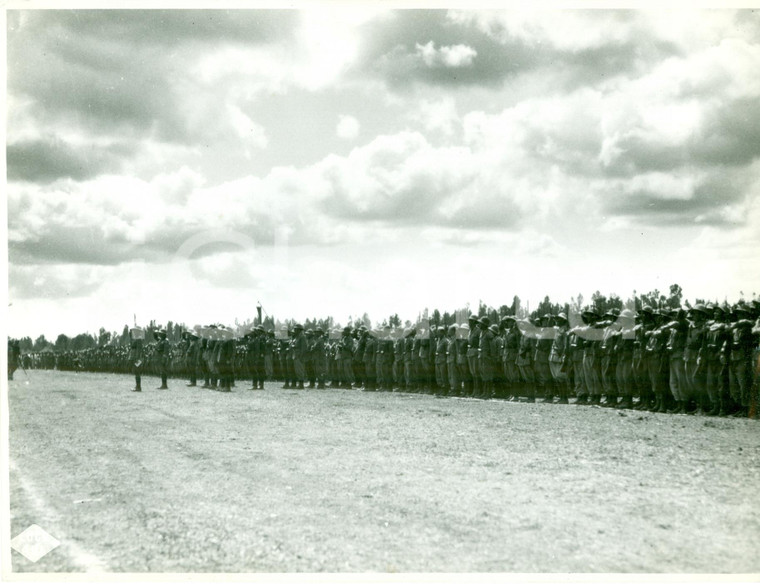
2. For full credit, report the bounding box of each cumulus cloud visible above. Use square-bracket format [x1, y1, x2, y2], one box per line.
[415, 41, 477, 68]
[6, 8, 760, 334]
[410, 97, 459, 136]
[336, 115, 360, 140]
[7, 137, 133, 183]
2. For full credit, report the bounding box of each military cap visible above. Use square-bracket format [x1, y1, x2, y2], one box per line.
[156, 329, 167, 337]
[459, 323, 470, 331]
[448, 324, 458, 333]
[256, 324, 265, 332]
[305, 328, 314, 336]
[619, 308, 635, 320]
[689, 304, 708, 316]
[555, 312, 568, 322]
[734, 303, 752, 315]
[315, 327, 324, 335]
[292, 323, 303, 331]
[478, 316, 490, 327]
[640, 305, 654, 315]
[468, 314, 478, 322]
[343, 326, 352, 334]
[488, 324, 499, 334]
[501, 315, 516, 324]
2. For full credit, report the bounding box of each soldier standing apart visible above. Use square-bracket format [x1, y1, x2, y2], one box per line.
[8, 339, 20, 380]
[186, 330, 200, 387]
[130, 327, 145, 392]
[155, 329, 170, 390]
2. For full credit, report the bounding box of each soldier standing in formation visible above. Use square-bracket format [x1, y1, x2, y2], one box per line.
[27, 299, 752, 416]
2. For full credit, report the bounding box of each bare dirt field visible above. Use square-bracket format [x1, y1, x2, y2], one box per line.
[7, 370, 760, 574]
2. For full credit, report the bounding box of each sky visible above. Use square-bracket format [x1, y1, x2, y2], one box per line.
[5, 7, 760, 340]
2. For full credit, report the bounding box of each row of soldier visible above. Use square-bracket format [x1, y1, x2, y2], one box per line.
[14, 299, 760, 418]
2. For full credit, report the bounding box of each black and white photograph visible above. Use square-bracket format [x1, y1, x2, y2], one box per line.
[4, 5, 760, 577]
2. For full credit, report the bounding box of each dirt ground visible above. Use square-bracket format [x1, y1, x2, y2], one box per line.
[6, 370, 760, 573]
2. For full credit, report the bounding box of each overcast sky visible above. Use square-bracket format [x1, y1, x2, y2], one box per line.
[6, 8, 760, 339]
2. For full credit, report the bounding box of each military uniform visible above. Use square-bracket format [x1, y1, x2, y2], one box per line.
[549, 314, 570, 404]
[467, 316, 480, 396]
[363, 332, 376, 390]
[291, 324, 308, 389]
[727, 305, 754, 417]
[534, 315, 554, 403]
[339, 328, 355, 388]
[155, 330, 170, 389]
[378, 330, 394, 391]
[665, 310, 690, 413]
[8, 340, 20, 380]
[516, 320, 536, 402]
[312, 328, 327, 389]
[613, 308, 636, 408]
[645, 312, 670, 412]
[684, 305, 709, 412]
[393, 333, 405, 390]
[457, 325, 471, 397]
[404, 329, 416, 391]
[478, 319, 495, 399]
[599, 309, 620, 407]
[446, 325, 460, 396]
[434, 328, 448, 395]
[129, 328, 144, 392]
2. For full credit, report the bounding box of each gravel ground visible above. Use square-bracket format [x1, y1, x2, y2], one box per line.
[7, 370, 760, 573]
